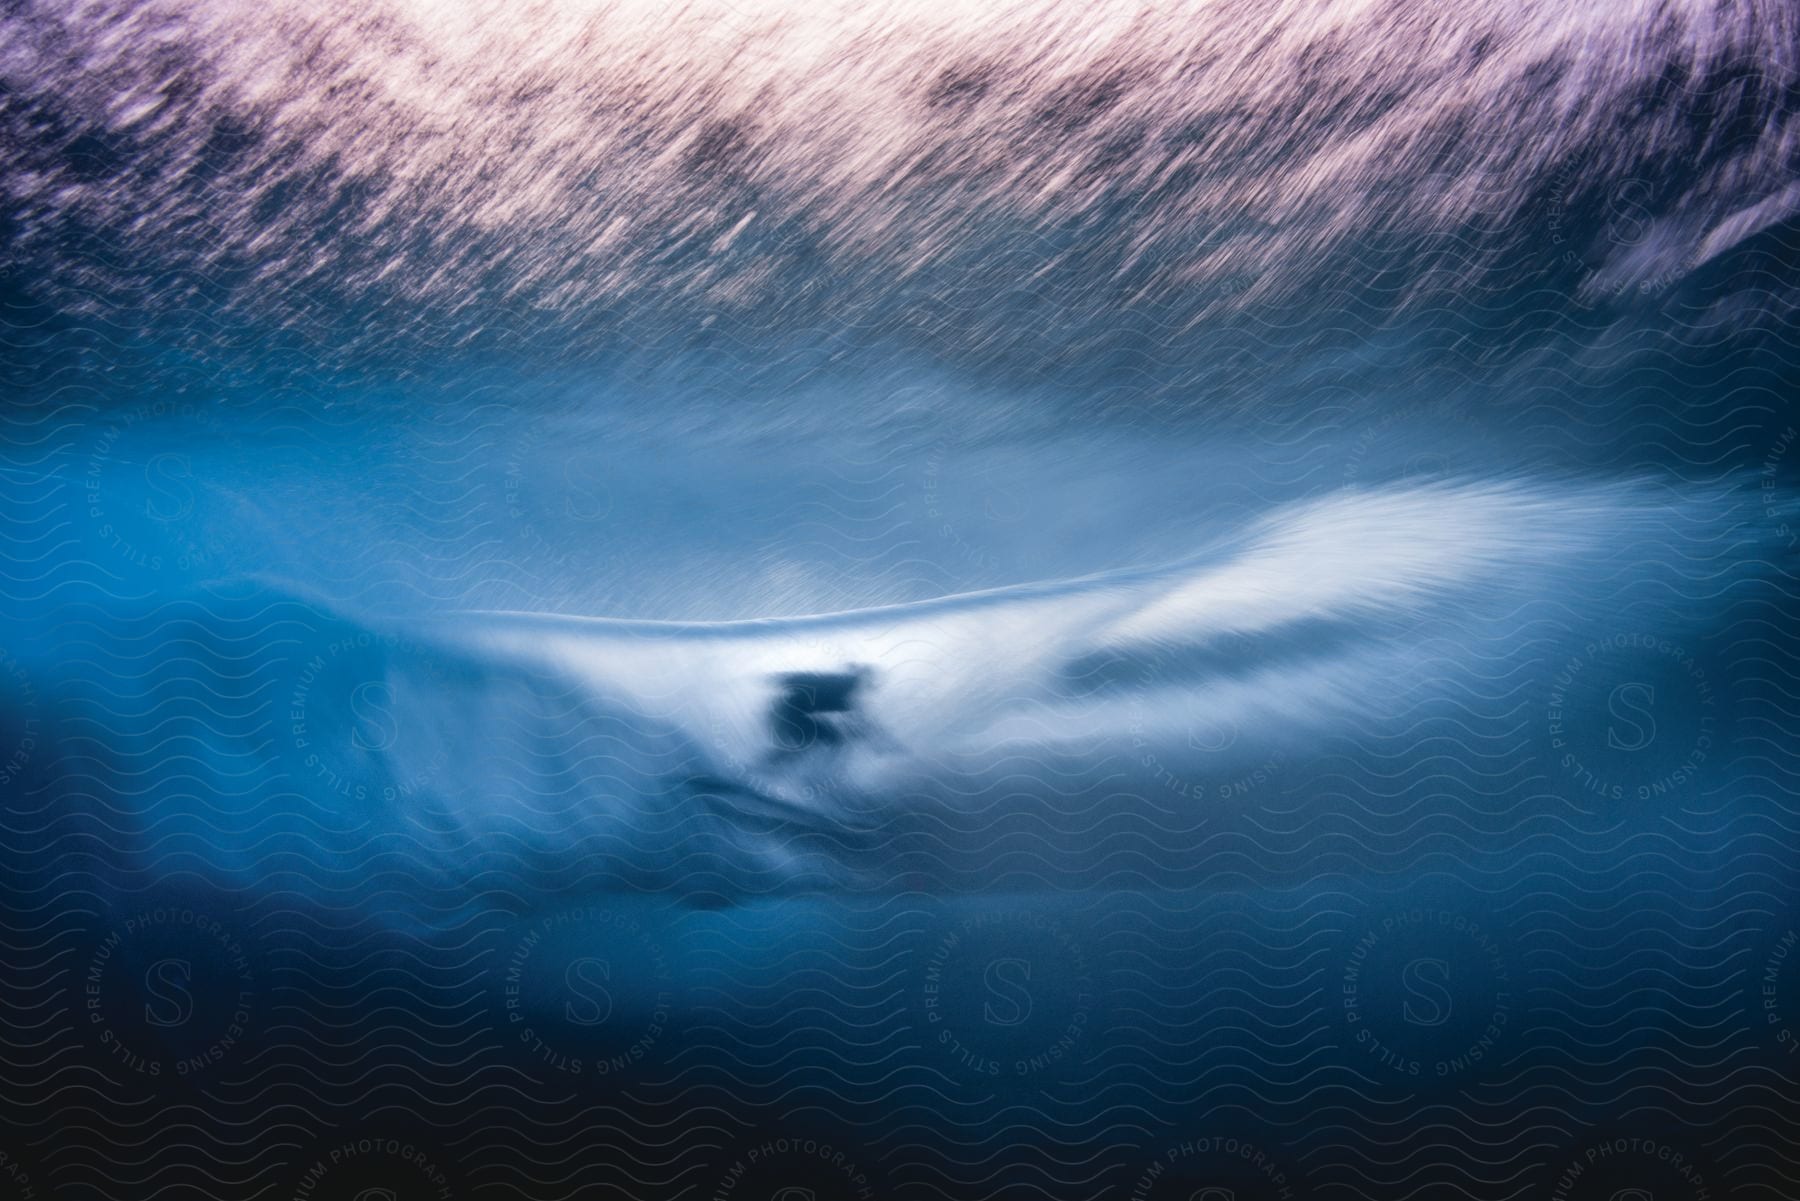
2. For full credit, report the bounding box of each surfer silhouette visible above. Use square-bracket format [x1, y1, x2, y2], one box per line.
[767, 666, 875, 762]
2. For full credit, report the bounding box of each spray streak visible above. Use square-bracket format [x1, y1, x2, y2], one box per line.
[2, 0, 1796, 390]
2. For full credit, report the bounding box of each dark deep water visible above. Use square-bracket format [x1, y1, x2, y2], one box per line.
[3, 1, 1800, 1198]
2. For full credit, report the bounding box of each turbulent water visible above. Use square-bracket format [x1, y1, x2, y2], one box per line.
[3, 1, 1800, 1198]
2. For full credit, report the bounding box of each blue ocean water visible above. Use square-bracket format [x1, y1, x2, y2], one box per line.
[2, 1, 1800, 1197]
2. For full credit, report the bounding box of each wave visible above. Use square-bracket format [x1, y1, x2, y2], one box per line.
[4, 1, 1798, 1190]
[8, 474, 1780, 919]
